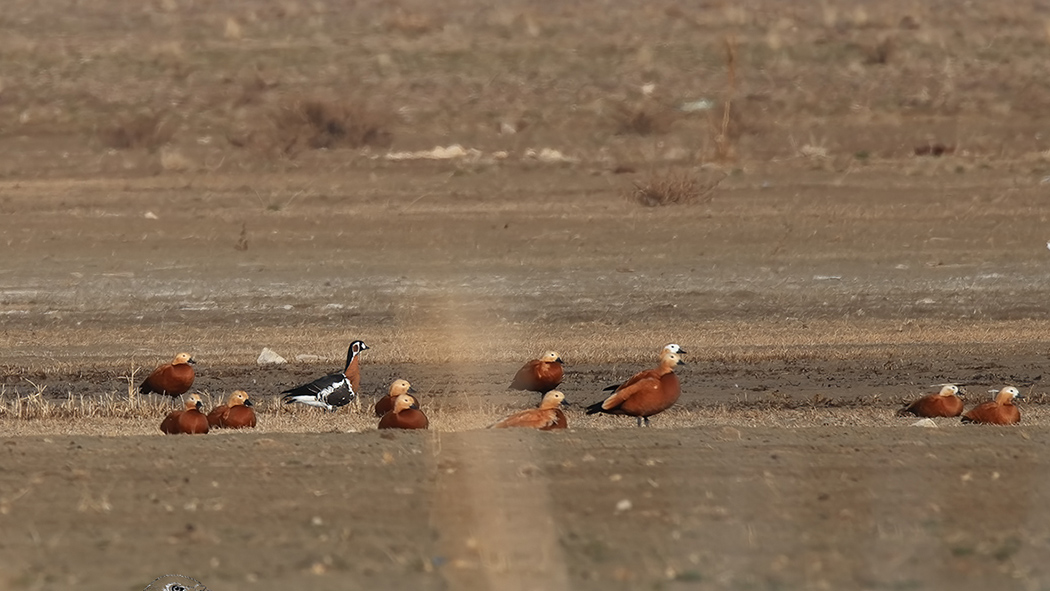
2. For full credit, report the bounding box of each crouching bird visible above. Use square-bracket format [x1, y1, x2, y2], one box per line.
[961, 386, 1021, 425]
[140, 352, 196, 397]
[490, 390, 567, 430]
[374, 379, 416, 417]
[281, 340, 368, 411]
[509, 351, 564, 394]
[377, 394, 429, 430]
[160, 393, 209, 435]
[208, 390, 257, 429]
[586, 351, 684, 427]
[897, 384, 965, 418]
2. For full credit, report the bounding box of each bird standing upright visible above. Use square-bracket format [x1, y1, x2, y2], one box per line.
[602, 343, 686, 392]
[586, 351, 684, 427]
[281, 340, 369, 411]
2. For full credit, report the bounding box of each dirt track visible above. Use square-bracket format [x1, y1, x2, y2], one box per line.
[5, 0, 1050, 589]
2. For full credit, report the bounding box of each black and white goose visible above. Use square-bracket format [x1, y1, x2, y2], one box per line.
[281, 340, 370, 411]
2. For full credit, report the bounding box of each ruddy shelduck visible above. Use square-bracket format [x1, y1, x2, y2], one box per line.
[490, 390, 567, 430]
[160, 393, 209, 435]
[603, 343, 687, 391]
[509, 351, 564, 394]
[961, 386, 1021, 425]
[281, 340, 369, 411]
[140, 352, 196, 397]
[586, 351, 684, 427]
[897, 384, 965, 418]
[374, 379, 416, 417]
[207, 390, 257, 429]
[377, 394, 429, 430]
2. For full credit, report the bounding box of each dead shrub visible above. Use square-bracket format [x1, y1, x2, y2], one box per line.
[627, 170, 725, 207]
[612, 103, 676, 136]
[100, 110, 175, 151]
[266, 97, 393, 155]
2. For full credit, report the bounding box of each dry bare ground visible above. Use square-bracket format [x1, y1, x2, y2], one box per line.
[3, 0, 1050, 589]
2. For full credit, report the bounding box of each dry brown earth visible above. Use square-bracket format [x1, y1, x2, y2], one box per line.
[3, 1, 1050, 589]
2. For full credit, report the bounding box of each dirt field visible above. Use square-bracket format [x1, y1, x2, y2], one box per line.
[4, 1, 1050, 589]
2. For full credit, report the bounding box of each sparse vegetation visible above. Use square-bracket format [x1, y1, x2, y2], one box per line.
[266, 97, 394, 155]
[612, 103, 676, 136]
[627, 169, 724, 207]
[99, 110, 175, 152]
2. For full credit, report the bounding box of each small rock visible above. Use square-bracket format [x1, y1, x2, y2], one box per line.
[257, 347, 287, 365]
[911, 418, 937, 428]
[615, 499, 632, 512]
[296, 354, 321, 363]
[144, 211, 159, 220]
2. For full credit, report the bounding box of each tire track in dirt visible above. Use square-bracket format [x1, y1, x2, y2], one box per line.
[429, 431, 571, 591]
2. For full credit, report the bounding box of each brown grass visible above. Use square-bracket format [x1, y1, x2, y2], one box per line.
[627, 169, 724, 207]
[266, 97, 394, 155]
[99, 110, 175, 152]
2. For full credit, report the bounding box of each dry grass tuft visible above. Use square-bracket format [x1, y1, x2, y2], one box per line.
[268, 97, 393, 155]
[627, 169, 725, 207]
[100, 110, 176, 151]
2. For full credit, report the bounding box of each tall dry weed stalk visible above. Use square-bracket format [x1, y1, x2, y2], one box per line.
[713, 36, 737, 162]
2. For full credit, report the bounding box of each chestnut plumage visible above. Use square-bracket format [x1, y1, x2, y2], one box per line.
[962, 386, 1021, 425]
[602, 344, 685, 391]
[377, 394, 429, 430]
[374, 379, 416, 417]
[208, 390, 256, 429]
[490, 391, 567, 430]
[160, 393, 209, 435]
[281, 340, 369, 411]
[897, 384, 964, 418]
[586, 351, 684, 427]
[509, 351, 564, 394]
[140, 352, 196, 397]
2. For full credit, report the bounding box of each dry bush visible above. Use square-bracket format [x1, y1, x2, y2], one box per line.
[612, 102, 676, 136]
[265, 97, 393, 155]
[627, 170, 725, 207]
[99, 110, 176, 151]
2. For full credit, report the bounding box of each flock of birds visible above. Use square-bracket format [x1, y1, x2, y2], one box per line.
[138, 339, 1025, 435]
[140, 340, 686, 434]
[897, 384, 1022, 425]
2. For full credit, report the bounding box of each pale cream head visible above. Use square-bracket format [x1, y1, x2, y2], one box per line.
[540, 351, 562, 363]
[184, 393, 204, 411]
[539, 390, 565, 409]
[229, 390, 250, 406]
[660, 352, 685, 367]
[389, 379, 413, 397]
[394, 394, 418, 413]
[172, 352, 195, 365]
[937, 384, 959, 397]
[995, 386, 1020, 404]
